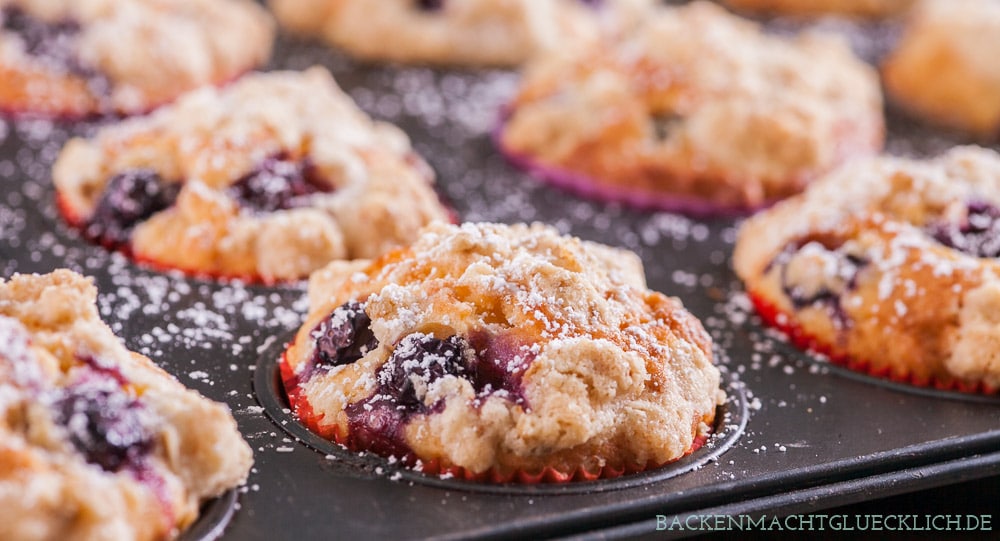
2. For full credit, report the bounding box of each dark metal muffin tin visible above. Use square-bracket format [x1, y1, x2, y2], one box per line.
[2, 8, 1000, 539]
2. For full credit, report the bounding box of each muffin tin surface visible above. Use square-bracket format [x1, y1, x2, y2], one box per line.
[2, 9, 1000, 540]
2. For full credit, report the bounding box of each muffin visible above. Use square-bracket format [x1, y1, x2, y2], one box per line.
[282, 222, 724, 481]
[724, 0, 914, 18]
[882, 0, 1000, 139]
[0, 270, 253, 540]
[498, 1, 884, 214]
[734, 146, 1000, 393]
[269, 0, 653, 66]
[54, 67, 451, 283]
[0, 0, 273, 117]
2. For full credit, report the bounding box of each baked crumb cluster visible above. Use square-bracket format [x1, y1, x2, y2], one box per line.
[735, 146, 1000, 391]
[883, 0, 1000, 138]
[499, 1, 884, 212]
[0, 0, 273, 116]
[269, 0, 653, 66]
[283, 222, 723, 477]
[724, 0, 913, 17]
[0, 270, 253, 540]
[54, 67, 451, 282]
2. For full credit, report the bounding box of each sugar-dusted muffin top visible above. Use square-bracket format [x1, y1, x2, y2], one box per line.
[883, 0, 1000, 138]
[54, 67, 451, 282]
[735, 146, 1000, 392]
[269, 0, 653, 66]
[724, 0, 914, 17]
[0, 0, 273, 116]
[283, 222, 724, 479]
[0, 270, 253, 540]
[499, 1, 884, 213]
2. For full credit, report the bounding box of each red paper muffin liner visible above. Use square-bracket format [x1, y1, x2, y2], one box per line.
[279, 348, 712, 484]
[748, 289, 998, 395]
[492, 115, 778, 218]
[0, 103, 104, 122]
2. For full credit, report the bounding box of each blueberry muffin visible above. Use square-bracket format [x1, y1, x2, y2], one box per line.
[0, 0, 273, 117]
[883, 0, 1000, 138]
[54, 67, 451, 283]
[269, 0, 653, 66]
[724, 0, 914, 17]
[498, 1, 884, 214]
[0, 270, 253, 540]
[282, 222, 724, 481]
[735, 147, 1000, 393]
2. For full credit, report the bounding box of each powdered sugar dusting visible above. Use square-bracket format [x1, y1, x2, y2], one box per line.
[0, 10, 996, 528]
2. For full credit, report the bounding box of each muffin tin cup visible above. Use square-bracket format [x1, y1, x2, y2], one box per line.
[177, 490, 240, 541]
[258, 332, 748, 494]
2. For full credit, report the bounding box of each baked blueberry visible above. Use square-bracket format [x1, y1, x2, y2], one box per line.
[770, 239, 867, 325]
[83, 169, 180, 249]
[340, 334, 467, 457]
[928, 201, 1000, 258]
[228, 154, 332, 214]
[1, 6, 82, 71]
[415, 0, 444, 11]
[312, 301, 378, 368]
[466, 331, 531, 403]
[53, 376, 153, 472]
[377, 334, 468, 411]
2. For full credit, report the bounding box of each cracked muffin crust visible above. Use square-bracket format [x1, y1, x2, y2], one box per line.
[723, 0, 914, 18]
[269, 0, 653, 66]
[282, 222, 724, 481]
[0, 0, 273, 117]
[498, 1, 884, 214]
[0, 270, 253, 540]
[882, 0, 1000, 138]
[734, 146, 1000, 393]
[54, 67, 451, 283]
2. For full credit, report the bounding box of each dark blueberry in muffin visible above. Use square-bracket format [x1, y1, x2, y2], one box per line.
[770, 239, 867, 326]
[53, 378, 154, 472]
[378, 334, 468, 411]
[343, 333, 466, 457]
[414, 0, 445, 11]
[650, 113, 683, 142]
[928, 201, 1000, 258]
[228, 154, 333, 213]
[344, 399, 411, 458]
[782, 253, 866, 309]
[0, 6, 95, 78]
[2, 6, 78, 57]
[312, 301, 379, 369]
[84, 169, 180, 249]
[341, 332, 539, 457]
[466, 331, 531, 404]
